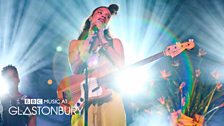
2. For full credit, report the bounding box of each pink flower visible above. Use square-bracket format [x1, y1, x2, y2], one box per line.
[211, 70, 221, 80]
[216, 83, 222, 90]
[198, 48, 207, 57]
[160, 70, 171, 80]
[181, 97, 186, 106]
[179, 82, 186, 92]
[195, 69, 201, 77]
[158, 97, 165, 105]
[219, 103, 224, 108]
[172, 110, 181, 116]
[171, 110, 181, 122]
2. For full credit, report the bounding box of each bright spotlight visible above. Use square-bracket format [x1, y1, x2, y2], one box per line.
[115, 67, 149, 96]
[47, 79, 53, 85]
[0, 78, 9, 96]
[56, 46, 63, 52]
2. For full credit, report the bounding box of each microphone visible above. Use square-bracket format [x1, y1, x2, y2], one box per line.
[88, 26, 98, 53]
[92, 25, 99, 34]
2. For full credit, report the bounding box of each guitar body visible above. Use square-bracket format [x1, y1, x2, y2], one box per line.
[57, 74, 112, 114]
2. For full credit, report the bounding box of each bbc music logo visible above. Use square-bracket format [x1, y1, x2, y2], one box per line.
[10, 98, 72, 115]
[24, 99, 67, 105]
[24, 99, 43, 105]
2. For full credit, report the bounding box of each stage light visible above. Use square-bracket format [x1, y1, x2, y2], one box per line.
[47, 79, 53, 85]
[115, 67, 150, 96]
[0, 78, 9, 96]
[56, 46, 63, 52]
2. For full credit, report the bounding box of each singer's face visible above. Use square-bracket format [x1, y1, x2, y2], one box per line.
[90, 8, 111, 28]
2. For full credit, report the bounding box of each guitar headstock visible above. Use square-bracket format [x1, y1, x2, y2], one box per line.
[164, 39, 195, 58]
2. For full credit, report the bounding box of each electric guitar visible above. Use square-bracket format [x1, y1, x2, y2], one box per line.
[57, 39, 195, 114]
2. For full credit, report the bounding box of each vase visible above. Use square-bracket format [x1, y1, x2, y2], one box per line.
[171, 111, 204, 126]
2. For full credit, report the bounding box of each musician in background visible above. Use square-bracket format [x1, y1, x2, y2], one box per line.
[69, 4, 126, 126]
[0, 65, 36, 126]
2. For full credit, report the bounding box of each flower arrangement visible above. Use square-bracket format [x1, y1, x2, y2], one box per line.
[157, 48, 224, 125]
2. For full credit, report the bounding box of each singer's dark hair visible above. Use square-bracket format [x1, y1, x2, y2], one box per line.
[92, 4, 119, 16]
[77, 4, 119, 45]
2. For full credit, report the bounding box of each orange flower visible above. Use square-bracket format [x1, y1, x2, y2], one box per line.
[216, 83, 222, 90]
[198, 48, 207, 57]
[211, 70, 221, 80]
[160, 70, 171, 80]
[158, 96, 165, 105]
[195, 69, 201, 78]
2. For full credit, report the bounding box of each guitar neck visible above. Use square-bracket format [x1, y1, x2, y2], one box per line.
[130, 51, 164, 67]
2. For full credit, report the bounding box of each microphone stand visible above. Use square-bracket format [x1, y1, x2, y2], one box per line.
[84, 27, 98, 126]
[83, 62, 89, 126]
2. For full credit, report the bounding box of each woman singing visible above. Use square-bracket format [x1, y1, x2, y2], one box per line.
[69, 4, 126, 126]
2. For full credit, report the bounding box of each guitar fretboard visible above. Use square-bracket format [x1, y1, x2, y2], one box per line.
[130, 51, 164, 67]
